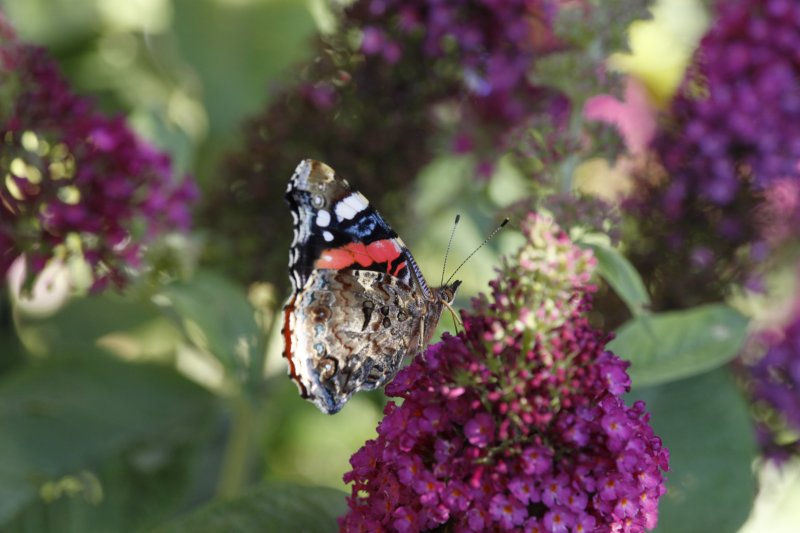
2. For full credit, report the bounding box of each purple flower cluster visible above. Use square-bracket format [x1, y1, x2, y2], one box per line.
[0, 18, 197, 289]
[353, 0, 558, 99]
[340, 216, 668, 532]
[653, 0, 800, 209]
[618, 0, 800, 311]
[745, 315, 800, 462]
[346, 0, 565, 166]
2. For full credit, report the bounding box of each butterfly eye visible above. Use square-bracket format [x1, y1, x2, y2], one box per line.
[319, 356, 338, 380]
[311, 194, 325, 208]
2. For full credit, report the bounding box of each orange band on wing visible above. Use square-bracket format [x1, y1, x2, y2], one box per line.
[315, 239, 402, 270]
[282, 294, 308, 398]
[392, 260, 407, 277]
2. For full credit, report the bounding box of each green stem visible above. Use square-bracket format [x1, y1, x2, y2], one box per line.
[216, 395, 255, 498]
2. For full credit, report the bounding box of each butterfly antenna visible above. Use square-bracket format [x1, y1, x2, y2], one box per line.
[441, 214, 461, 285]
[444, 218, 509, 285]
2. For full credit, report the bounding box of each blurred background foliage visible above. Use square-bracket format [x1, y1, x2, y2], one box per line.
[2, 0, 800, 532]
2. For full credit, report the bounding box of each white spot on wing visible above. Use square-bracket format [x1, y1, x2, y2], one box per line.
[335, 193, 368, 221]
[323, 230, 334, 242]
[347, 193, 369, 211]
[334, 199, 357, 220]
[316, 210, 331, 227]
[355, 192, 369, 206]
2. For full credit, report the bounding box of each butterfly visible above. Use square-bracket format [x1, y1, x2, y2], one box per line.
[282, 159, 461, 414]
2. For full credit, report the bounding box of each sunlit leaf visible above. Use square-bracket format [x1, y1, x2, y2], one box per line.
[609, 304, 748, 387]
[157, 271, 265, 391]
[0, 0, 100, 46]
[13, 294, 179, 359]
[608, 0, 710, 105]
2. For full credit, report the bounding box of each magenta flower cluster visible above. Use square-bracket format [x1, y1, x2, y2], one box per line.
[652, 0, 800, 214]
[340, 216, 668, 532]
[0, 19, 197, 288]
[746, 315, 800, 462]
[348, 0, 564, 166]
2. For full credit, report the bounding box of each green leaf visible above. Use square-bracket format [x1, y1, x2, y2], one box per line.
[0, 325, 27, 375]
[0, 0, 100, 47]
[172, 0, 317, 139]
[5, 448, 199, 533]
[628, 368, 757, 533]
[13, 293, 179, 359]
[608, 304, 749, 387]
[578, 237, 651, 316]
[0, 355, 216, 525]
[150, 480, 347, 533]
[156, 271, 265, 390]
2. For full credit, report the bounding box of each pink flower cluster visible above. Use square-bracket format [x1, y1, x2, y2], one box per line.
[0, 17, 197, 289]
[340, 216, 668, 532]
[474, 215, 598, 335]
[756, 178, 800, 248]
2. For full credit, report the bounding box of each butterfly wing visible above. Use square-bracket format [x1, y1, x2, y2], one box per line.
[284, 269, 426, 414]
[285, 159, 432, 299]
[283, 159, 451, 414]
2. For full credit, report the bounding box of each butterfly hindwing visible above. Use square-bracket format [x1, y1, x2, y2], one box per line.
[285, 269, 424, 413]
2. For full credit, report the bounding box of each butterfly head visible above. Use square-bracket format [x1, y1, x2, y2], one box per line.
[438, 279, 462, 305]
[421, 279, 462, 346]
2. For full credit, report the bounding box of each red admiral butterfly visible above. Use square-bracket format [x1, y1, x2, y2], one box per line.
[283, 160, 461, 414]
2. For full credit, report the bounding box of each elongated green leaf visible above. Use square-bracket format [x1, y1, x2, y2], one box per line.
[0, 355, 216, 524]
[579, 237, 651, 316]
[628, 368, 757, 533]
[608, 304, 748, 387]
[151, 481, 347, 533]
[157, 271, 265, 389]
